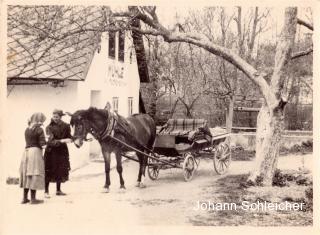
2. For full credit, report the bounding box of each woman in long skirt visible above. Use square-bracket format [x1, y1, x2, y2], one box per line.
[44, 109, 72, 197]
[20, 112, 46, 204]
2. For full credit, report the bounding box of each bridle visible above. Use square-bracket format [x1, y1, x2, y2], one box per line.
[72, 111, 117, 143]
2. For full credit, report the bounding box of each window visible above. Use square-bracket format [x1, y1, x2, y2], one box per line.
[128, 97, 133, 116]
[112, 97, 119, 113]
[108, 31, 116, 59]
[118, 31, 125, 62]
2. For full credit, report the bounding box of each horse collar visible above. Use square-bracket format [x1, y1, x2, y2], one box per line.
[97, 112, 117, 140]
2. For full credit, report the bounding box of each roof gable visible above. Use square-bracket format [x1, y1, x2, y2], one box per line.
[7, 6, 104, 83]
[7, 6, 150, 85]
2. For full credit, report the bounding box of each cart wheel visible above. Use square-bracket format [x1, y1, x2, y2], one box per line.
[194, 158, 200, 169]
[147, 157, 160, 180]
[213, 142, 231, 175]
[183, 153, 196, 181]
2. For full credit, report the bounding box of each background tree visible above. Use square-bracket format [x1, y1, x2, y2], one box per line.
[184, 7, 270, 131]
[114, 6, 313, 185]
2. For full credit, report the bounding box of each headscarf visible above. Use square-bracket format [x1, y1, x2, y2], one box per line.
[28, 112, 46, 127]
[53, 109, 64, 117]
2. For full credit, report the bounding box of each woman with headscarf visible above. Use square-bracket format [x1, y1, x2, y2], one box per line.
[20, 112, 47, 204]
[44, 109, 73, 197]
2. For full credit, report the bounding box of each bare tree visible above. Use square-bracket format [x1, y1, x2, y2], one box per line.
[184, 7, 270, 132]
[113, 6, 313, 185]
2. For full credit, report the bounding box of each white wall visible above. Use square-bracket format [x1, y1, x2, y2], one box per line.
[78, 31, 140, 114]
[78, 31, 141, 157]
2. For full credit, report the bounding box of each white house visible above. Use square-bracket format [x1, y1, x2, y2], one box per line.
[5, 6, 150, 177]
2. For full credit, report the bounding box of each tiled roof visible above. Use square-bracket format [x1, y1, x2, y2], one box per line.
[7, 6, 105, 84]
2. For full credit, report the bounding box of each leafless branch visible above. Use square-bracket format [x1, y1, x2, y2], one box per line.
[297, 18, 313, 31]
[290, 47, 313, 61]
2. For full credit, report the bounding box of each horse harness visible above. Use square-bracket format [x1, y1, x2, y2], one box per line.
[88, 111, 117, 141]
[86, 111, 153, 154]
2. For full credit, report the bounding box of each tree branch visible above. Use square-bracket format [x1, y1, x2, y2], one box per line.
[271, 8, 298, 103]
[297, 18, 314, 31]
[291, 47, 313, 60]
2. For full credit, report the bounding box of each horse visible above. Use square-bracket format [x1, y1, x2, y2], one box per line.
[68, 107, 156, 192]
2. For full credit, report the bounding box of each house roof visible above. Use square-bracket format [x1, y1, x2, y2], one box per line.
[7, 6, 104, 84]
[7, 6, 150, 85]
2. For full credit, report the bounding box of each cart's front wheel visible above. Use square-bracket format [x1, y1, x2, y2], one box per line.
[147, 157, 160, 180]
[183, 153, 196, 181]
[213, 142, 231, 175]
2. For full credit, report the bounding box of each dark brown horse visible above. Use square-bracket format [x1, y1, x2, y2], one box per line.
[69, 107, 156, 192]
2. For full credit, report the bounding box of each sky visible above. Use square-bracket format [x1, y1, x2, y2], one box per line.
[155, 6, 312, 43]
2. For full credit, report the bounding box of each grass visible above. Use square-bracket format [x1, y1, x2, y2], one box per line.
[188, 173, 313, 226]
[232, 143, 313, 162]
[231, 149, 256, 161]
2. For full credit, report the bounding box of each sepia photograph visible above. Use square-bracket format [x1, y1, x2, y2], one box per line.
[0, 1, 318, 234]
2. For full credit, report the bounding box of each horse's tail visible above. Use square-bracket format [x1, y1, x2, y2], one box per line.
[145, 114, 156, 149]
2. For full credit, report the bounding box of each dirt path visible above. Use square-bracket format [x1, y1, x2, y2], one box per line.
[1, 154, 312, 234]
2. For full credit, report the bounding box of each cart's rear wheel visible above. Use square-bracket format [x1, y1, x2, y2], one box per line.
[147, 157, 160, 180]
[183, 153, 196, 181]
[213, 141, 231, 175]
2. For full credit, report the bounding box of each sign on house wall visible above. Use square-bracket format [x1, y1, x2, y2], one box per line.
[107, 63, 126, 87]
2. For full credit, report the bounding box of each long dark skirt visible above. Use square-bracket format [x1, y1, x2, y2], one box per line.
[44, 145, 70, 183]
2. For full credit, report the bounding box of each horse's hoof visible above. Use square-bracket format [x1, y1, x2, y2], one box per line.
[135, 182, 140, 187]
[103, 184, 108, 189]
[139, 183, 147, 188]
[104, 188, 110, 193]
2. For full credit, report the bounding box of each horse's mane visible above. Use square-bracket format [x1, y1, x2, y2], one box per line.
[70, 107, 109, 125]
[71, 107, 135, 135]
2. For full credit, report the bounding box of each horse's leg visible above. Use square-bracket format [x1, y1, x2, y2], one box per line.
[135, 153, 143, 187]
[115, 150, 125, 190]
[139, 154, 148, 188]
[102, 151, 111, 193]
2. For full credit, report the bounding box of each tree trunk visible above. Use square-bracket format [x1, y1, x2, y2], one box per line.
[292, 80, 301, 130]
[170, 99, 179, 118]
[226, 68, 239, 132]
[184, 104, 193, 118]
[226, 95, 234, 132]
[148, 76, 157, 119]
[248, 102, 285, 186]
[248, 8, 297, 186]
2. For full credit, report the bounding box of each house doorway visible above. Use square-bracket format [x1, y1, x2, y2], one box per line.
[90, 90, 102, 108]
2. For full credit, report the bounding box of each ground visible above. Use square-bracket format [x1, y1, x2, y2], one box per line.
[0, 153, 313, 234]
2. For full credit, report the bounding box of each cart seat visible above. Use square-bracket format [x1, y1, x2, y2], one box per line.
[175, 143, 192, 153]
[159, 119, 209, 136]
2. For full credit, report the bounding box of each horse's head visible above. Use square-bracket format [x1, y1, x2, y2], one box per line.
[68, 107, 109, 148]
[68, 110, 90, 148]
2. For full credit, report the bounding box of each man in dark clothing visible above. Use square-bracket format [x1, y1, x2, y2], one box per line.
[44, 109, 72, 198]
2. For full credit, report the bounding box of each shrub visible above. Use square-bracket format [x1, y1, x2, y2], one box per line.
[303, 187, 313, 212]
[255, 175, 264, 186]
[6, 177, 19, 185]
[272, 169, 288, 187]
[296, 175, 312, 186]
